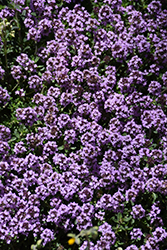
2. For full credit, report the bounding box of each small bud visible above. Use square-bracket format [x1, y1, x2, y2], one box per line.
[36, 239, 43, 247]
[75, 237, 80, 245]
[31, 245, 37, 250]
[67, 233, 76, 238]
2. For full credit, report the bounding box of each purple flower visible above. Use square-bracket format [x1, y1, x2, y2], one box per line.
[0, 161, 10, 175]
[98, 5, 113, 24]
[38, 18, 52, 36]
[53, 153, 70, 171]
[160, 180, 167, 195]
[104, 93, 125, 112]
[162, 71, 167, 86]
[80, 241, 95, 250]
[79, 187, 93, 202]
[149, 64, 160, 75]
[128, 55, 143, 71]
[15, 89, 25, 97]
[60, 92, 73, 107]
[150, 150, 162, 163]
[64, 129, 77, 144]
[154, 40, 167, 64]
[130, 155, 140, 167]
[131, 204, 145, 219]
[0, 125, 11, 141]
[27, 27, 41, 42]
[57, 114, 71, 128]
[111, 39, 128, 60]
[16, 107, 38, 126]
[145, 177, 161, 193]
[125, 188, 138, 203]
[135, 35, 150, 53]
[30, 0, 45, 13]
[98, 222, 116, 244]
[24, 18, 34, 28]
[69, 162, 89, 179]
[147, 1, 162, 14]
[42, 70, 53, 82]
[16, 53, 37, 72]
[76, 213, 93, 231]
[96, 194, 113, 210]
[152, 227, 167, 243]
[81, 144, 100, 162]
[125, 245, 138, 250]
[0, 86, 10, 106]
[40, 228, 54, 246]
[0, 7, 15, 19]
[43, 141, 58, 156]
[129, 70, 146, 86]
[13, 0, 25, 5]
[141, 109, 167, 131]
[90, 108, 101, 122]
[148, 81, 162, 96]
[149, 203, 161, 224]
[95, 211, 105, 221]
[28, 75, 43, 91]
[14, 141, 27, 155]
[128, 10, 147, 34]
[0, 66, 5, 79]
[118, 77, 133, 94]
[130, 228, 143, 240]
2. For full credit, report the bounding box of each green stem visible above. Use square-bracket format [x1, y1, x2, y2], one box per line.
[4, 43, 8, 70]
[11, 81, 19, 92]
[2, 32, 8, 72]
[161, 87, 167, 94]
[86, 236, 90, 250]
[15, 11, 22, 50]
[35, 41, 38, 55]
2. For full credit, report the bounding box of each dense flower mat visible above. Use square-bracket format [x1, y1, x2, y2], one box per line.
[0, 0, 167, 249]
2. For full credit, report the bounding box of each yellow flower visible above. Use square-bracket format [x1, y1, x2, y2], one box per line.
[68, 237, 75, 245]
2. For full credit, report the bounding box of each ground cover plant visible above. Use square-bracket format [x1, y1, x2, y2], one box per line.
[0, 0, 167, 249]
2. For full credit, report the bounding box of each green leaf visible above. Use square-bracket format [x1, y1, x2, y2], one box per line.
[23, 45, 31, 52]
[8, 138, 17, 143]
[0, 4, 6, 10]
[58, 145, 64, 151]
[67, 233, 76, 238]
[14, 129, 20, 138]
[117, 212, 122, 220]
[131, 219, 135, 224]
[123, 215, 132, 222]
[31, 12, 37, 17]
[75, 237, 80, 245]
[11, 26, 19, 30]
[7, 48, 13, 53]
[36, 239, 43, 247]
[34, 56, 39, 63]
[70, 147, 76, 150]
[152, 192, 157, 203]
[31, 245, 37, 250]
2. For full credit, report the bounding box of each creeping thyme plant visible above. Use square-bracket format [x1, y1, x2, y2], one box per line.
[0, 0, 167, 249]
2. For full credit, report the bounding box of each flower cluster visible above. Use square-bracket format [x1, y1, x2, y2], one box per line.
[0, 0, 167, 249]
[0, 86, 10, 106]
